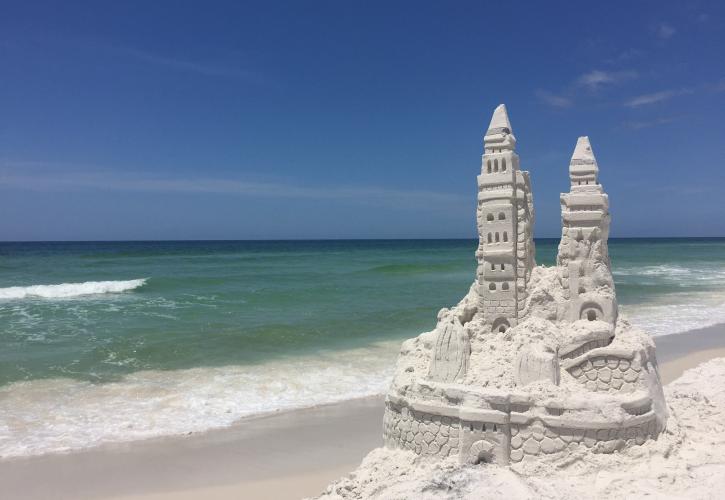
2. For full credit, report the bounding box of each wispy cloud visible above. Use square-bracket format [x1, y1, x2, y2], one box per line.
[577, 70, 638, 90]
[536, 68, 638, 107]
[624, 88, 693, 107]
[656, 22, 676, 39]
[605, 48, 645, 65]
[622, 117, 675, 130]
[712, 79, 725, 92]
[113, 46, 265, 82]
[0, 162, 468, 211]
[535, 90, 573, 108]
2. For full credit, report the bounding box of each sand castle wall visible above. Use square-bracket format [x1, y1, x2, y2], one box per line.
[383, 394, 661, 464]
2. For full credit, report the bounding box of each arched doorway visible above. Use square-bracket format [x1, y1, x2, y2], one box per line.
[580, 302, 603, 322]
[467, 440, 495, 464]
[491, 317, 511, 333]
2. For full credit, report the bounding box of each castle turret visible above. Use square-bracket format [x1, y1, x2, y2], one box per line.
[475, 105, 535, 333]
[557, 136, 616, 324]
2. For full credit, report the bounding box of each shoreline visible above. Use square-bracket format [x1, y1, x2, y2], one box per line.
[2, 323, 725, 500]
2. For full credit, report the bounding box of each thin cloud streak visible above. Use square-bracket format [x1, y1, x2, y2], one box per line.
[577, 70, 637, 90]
[0, 165, 468, 210]
[622, 117, 675, 130]
[605, 48, 645, 65]
[624, 88, 693, 107]
[535, 90, 572, 108]
[535, 68, 638, 107]
[114, 46, 265, 82]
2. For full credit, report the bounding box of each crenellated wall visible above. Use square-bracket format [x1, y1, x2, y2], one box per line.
[383, 397, 661, 464]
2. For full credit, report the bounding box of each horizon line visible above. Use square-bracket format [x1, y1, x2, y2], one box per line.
[1, 236, 724, 244]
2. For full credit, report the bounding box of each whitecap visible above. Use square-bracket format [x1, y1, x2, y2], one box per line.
[0, 279, 147, 300]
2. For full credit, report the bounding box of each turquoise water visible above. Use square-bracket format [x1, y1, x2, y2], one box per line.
[1, 238, 725, 457]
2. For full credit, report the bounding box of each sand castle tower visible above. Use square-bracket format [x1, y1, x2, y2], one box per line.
[383, 105, 667, 465]
[557, 136, 617, 325]
[476, 105, 535, 333]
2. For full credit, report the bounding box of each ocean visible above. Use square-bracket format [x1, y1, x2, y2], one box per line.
[2, 238, 725, 458]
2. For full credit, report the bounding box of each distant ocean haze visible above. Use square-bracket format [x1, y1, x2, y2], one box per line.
[1, 238, 725, 457]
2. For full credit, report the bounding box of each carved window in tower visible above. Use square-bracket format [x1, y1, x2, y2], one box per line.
[502, 282, 510, 291]
[498, 212, 505, 220]
[502, 158, 507, 172]
[490, 262, 495, 270]
[503, 232, 508, 242]
[487, 160, 491, 173]
[487, 213, 494, 222]
[487, 233, 492, 243]
[494, 159, 499, 172]
[500, 264, 505, 270]
[489, 283, 496, 291]
[495, 232, 500, 243]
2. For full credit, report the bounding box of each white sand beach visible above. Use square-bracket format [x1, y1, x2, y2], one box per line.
[1, 323, 725, 500]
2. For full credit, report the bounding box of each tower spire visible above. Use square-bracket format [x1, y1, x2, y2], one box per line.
[484, 104, 516, 151]
[487, 104, 512, 133]
[571, 136, 596, 163]
[569, 136, 599, 187]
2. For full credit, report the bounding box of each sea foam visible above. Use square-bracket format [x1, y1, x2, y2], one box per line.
[0, 341, 398, 458]
[0, 279, 147, 300]
[623, 291, 725, 336]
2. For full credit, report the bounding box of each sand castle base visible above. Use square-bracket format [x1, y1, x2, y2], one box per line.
[383, 342, 663, 465]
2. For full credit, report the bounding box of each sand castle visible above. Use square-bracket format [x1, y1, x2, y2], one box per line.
[383, 105, 667, 465]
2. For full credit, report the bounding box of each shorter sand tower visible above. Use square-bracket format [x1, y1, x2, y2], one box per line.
[558, 136, 617, 326]
[383, 105, 667, 465]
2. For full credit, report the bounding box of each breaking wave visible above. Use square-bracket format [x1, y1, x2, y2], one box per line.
[0, 279, 147, 300]
[623, 290, 725, 337]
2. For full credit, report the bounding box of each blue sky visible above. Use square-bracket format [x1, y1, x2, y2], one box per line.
[1, 0, 724, 240]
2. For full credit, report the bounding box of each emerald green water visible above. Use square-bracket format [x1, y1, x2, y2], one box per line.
[1, 238, 725, 457]
[0, 240, 478, 385]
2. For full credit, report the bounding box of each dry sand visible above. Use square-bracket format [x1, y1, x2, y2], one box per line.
[2, 323, 725, 500]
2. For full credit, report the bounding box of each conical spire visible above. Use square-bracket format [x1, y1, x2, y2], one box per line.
[571, 136, 596, 164]
[484, 104, 516, 150]
[569, 136, 599, 186]
[487, 104, 512, 133]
